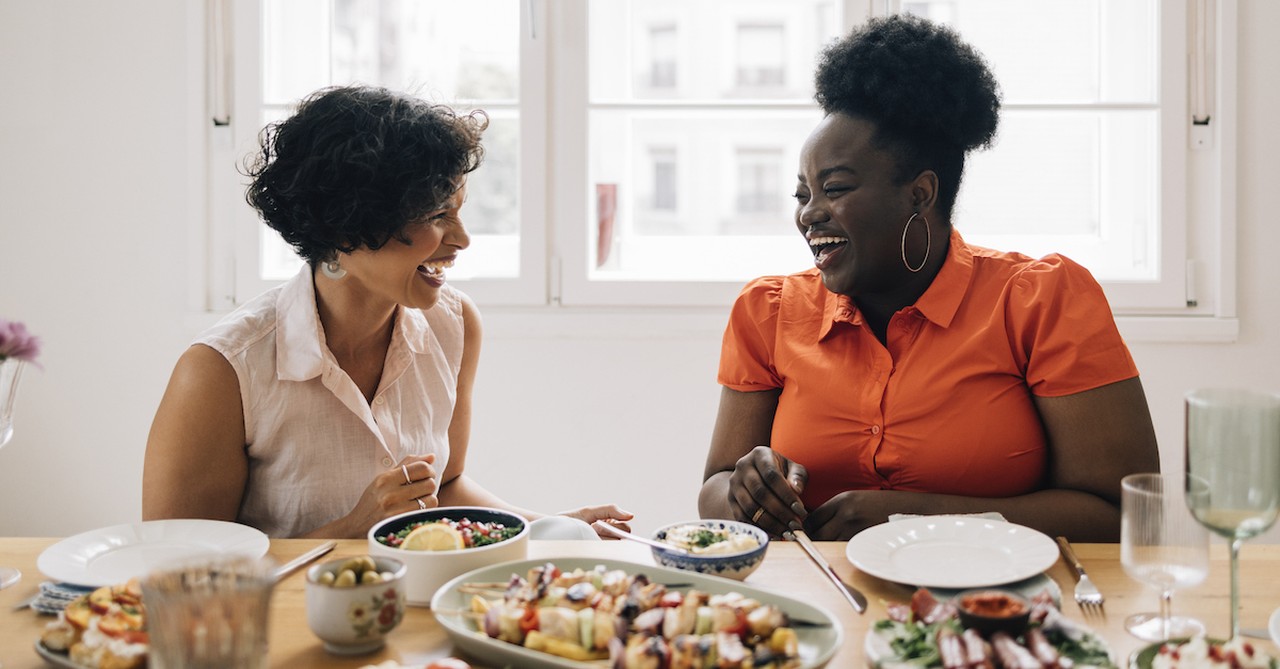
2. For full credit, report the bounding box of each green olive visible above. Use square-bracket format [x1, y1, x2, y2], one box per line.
[318, 571, 336, 586]
[334, 569, 357, 588]
[360, 570, 381, 585]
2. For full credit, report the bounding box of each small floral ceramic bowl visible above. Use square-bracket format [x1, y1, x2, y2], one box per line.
[305, 555, 406, 655]
[650, 519, 769, 581]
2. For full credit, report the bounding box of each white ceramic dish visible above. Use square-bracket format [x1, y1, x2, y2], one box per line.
[37, 519, 270, 587]
[1270, 605, 1280, 647]
[368, 506, 529, 607]
[305, 555, 407, 655]
[431, 556, 842, 669]
[845, 516, 1057, 588]
[527, 516, 599, 541]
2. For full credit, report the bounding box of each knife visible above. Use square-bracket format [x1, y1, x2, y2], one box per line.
[272, 540, 337, 583]
[784, 528, 867, 614]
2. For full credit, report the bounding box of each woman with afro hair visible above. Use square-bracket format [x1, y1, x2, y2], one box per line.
[143, 86, 632, 538]
[700, 15, 1157, 542]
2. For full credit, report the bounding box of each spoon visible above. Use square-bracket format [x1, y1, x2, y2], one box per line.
[593, 522, 691, 555]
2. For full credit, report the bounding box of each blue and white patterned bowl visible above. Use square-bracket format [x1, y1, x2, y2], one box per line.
[650, 520, 769, 581]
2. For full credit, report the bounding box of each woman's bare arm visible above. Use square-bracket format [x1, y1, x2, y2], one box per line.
[699, 387, 808, 536]
[142, 345, 248, 522]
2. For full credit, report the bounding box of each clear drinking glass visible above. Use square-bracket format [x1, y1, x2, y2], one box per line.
[141, 555, 277, 669]
[1121, 472, 1210, 641]
[1185, 388, 1280, 638]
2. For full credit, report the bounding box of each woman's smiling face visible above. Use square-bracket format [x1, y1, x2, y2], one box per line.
[336, 182, 471, 311]
[793, 114, 918, 298]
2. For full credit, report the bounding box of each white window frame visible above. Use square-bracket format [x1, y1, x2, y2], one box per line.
[202, 0, 1239, 342]
[209, 0, 548, 309]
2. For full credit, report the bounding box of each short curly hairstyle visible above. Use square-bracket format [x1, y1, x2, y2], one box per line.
[244, 85, 487, 267]
[814, 14, 1000, 217]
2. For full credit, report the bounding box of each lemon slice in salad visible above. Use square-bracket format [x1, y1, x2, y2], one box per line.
[401, 523, 465, 551]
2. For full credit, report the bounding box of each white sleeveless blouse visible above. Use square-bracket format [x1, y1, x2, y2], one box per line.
[195, 268, 464, 537]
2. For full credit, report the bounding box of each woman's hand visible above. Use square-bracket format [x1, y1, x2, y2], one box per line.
[337, 454, 439, 538]
[728, 446, 808, 537]
[560, 504, 635, 539]
[803, 490, 886, 540]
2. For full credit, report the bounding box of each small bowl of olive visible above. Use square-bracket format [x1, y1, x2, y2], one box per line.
[304, 554, 406, 655]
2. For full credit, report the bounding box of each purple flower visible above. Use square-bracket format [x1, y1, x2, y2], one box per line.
[0, 319, 41, 364]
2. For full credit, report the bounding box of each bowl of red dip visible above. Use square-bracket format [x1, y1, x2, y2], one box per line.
[954, 589, 1031, 636]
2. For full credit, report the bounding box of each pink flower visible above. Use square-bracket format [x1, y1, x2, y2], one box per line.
[0, 319, 40, 365]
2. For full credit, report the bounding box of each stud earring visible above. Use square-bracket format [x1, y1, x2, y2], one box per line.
[320, 258, 347, 280]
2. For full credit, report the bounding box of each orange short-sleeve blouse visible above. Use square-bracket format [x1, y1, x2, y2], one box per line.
[717, 229, 1139, 510]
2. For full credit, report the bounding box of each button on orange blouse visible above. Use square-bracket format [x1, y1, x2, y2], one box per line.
[718, 230, 1139, 510]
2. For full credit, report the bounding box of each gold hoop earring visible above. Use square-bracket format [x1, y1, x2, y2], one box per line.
[901, 212, 931, 273]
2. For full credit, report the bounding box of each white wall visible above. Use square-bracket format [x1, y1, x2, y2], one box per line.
[1, 1, 1277, 541]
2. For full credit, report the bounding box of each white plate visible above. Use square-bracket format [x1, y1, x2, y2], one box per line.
[1270, 606, 1280, 647]
[845, 516, 1058, 588]
[37, 519, 270, 587]
[34, 641, 78, 668]
[431, 556, 843, 669]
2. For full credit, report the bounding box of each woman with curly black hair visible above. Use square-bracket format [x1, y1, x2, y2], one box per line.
[143, 86, 632, 538]
[700, 15, 1158, 542]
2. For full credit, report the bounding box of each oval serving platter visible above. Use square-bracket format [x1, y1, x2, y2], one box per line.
[431, 556, 843, 669]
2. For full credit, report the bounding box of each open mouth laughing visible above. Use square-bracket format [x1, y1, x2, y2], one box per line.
[808, 235, 848, 270]
[418, 256, 455, 285]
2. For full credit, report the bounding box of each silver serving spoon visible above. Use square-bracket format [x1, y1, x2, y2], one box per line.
[593, 522, 691, 556]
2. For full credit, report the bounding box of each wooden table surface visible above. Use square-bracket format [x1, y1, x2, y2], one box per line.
[2, 538, 1278, 668]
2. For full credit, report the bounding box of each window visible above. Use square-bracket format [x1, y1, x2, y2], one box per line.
[648, 24, 678, 89]
[734, 148, 784, 218]
[211, 0, 1237, 335]
[647, 147, 679, 213]
[215, 0, 540, 307]
[735, 23, 786, 88]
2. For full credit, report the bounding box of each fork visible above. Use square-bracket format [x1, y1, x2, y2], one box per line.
[1056, 536, 1105, 617]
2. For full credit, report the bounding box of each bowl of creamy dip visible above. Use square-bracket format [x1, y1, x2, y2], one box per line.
[649, 519, 769, 581]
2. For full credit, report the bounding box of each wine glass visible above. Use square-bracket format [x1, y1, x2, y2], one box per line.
[0, 359, 26, 589]
[1185, 388, 1280, 638]
[1121, 472, 1210, 641]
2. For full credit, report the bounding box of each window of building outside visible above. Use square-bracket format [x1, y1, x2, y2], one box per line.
[216, 0, 1235, 336]
[735, 148, 784, 216]
[736, 23, 786, 88]
[648, 24, 678, 89]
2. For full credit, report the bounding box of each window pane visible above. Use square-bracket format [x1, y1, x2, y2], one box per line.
[905, 0, 1158, 104]
[589, 0, 840, 102]
[258, 0, 521, 281]
[959, 110, 1159, 281]
[587, 0, 838, 283]
[589, 110, 819, 280]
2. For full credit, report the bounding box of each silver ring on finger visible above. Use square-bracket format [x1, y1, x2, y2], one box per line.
[401, 464, 413, 485]
[416, 497, 428, 510]
[751, 507, 764, 524]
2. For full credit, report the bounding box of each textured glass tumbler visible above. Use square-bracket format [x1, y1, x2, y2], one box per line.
[1120, 473, 1209, 641]
[141, 555, 277, 669]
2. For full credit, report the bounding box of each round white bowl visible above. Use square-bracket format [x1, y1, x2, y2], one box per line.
[305, 555, 406, 655]
[368, 507, 529, 607]
[650, 519, 769, 581]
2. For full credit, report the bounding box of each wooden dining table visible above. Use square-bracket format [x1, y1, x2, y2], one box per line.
[1, 537, 1277, 668]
